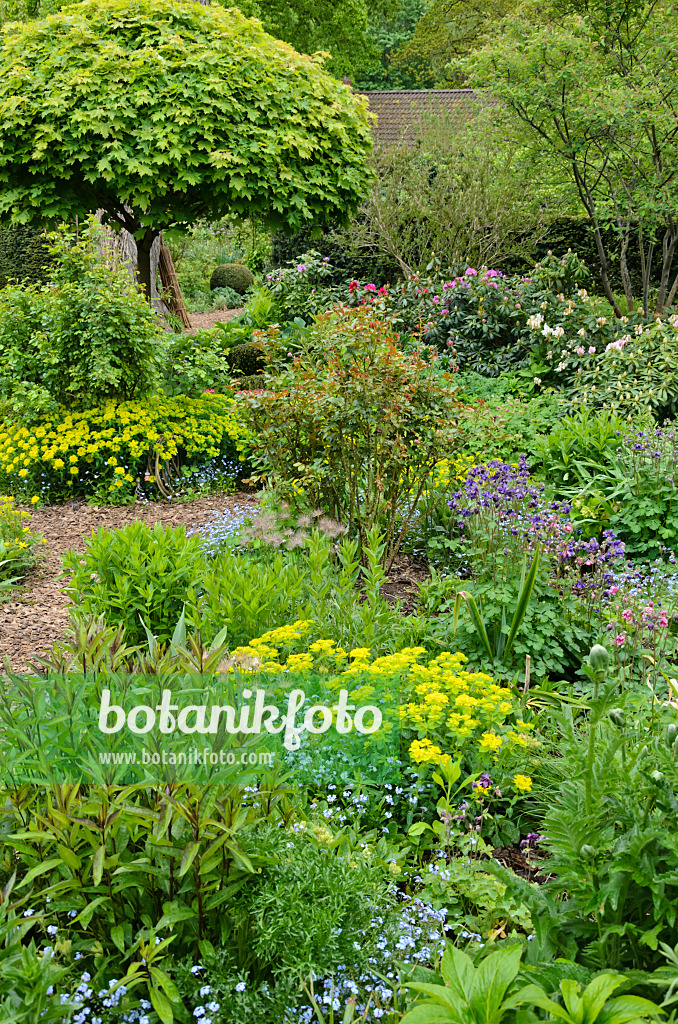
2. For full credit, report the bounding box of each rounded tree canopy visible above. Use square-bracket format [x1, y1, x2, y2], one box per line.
[0, 0, 374, 236]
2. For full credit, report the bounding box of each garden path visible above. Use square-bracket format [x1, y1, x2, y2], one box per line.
[187, 307, 244, 332]
[0, 492, 258, 672]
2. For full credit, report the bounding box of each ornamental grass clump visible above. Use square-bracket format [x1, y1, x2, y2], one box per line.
[244, 305, 467, 567]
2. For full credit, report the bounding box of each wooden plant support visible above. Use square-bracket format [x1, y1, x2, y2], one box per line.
[158, 237, 191, 329]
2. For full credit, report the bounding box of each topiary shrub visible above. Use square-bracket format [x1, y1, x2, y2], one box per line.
[226, 343, 265, 376]
[210, 263, 255, 294]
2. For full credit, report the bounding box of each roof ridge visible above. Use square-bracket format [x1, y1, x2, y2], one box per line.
[359, 88, 477, 95]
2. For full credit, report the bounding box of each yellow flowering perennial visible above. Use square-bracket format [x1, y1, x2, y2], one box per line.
[0, 393, 250, 500]
[0, 495, 44, 580]
[229, 624, 531, 766]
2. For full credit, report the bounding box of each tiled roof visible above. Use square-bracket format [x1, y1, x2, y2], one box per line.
[359, 89, 485, 147]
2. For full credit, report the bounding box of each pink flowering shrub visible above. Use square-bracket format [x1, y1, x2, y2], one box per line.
[267, 249, 641, 379]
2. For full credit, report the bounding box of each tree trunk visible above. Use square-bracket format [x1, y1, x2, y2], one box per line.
[656, 222, 678, 312]
[95, 209, 168, 315]
[135, 227, 160, 301]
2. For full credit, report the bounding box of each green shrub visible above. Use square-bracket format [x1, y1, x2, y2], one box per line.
[271, 222, 400, 285]
[562, 317, 678, 421]
[266, 249, 343, 321]
[267, 249, 639, 378]
[542, 418, 678, 559]
[162, 324, 255, 396]
[0, 220, 164, 419]
[0, 223, 50, 288]
[61, 521, 207, 645]
[537, 407, 640, 492]
[245, 305, 466, 566]
[210, 262, 255, 294]
[234, 373, 265, 391]
[459, 390, 563, 467]
[211, 285, 243, 308]
[226, 342, 265, 376]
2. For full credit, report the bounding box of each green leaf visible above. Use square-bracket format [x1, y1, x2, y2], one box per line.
[458, 591, 494, 661]
[503, 545, 540, 662]
[149, 985, 174, 1024]
[92, 844, 105, 887]
[408, 822, 432, 836]
[178, 841, 201, 878]
[469, 947, 523, 1024]
[57, 845, 82, 871]
[111, 924, 126, 954]
[18, 857, 62, 888]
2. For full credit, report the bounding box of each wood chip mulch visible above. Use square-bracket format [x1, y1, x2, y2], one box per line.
[187, 308, 244, 333]
[0, 492, 259, 672]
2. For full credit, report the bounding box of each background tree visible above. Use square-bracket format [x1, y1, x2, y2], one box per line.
[392, 0, 513, 87]
[339, 111, 560, 275]
[0, 0, 373, 298]
[354, 0, 433, 90]
[227, 0, 399, 80]
[465, 0, 678, 315]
